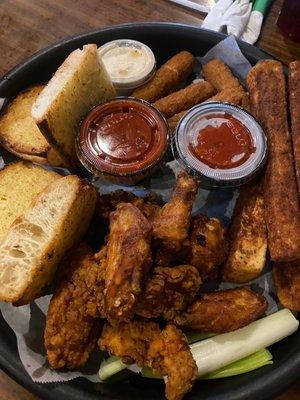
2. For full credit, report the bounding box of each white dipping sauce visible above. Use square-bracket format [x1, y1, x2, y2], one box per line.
[98, 39, 156, 94]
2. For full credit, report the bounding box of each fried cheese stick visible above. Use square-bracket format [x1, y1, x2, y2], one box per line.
[289, 61, 300, 195]
[222, 183, 267, 283]
[273, 261, 300, 311]
[132, 51, 195, 102]
[153, 81, 215, 118]
[174, 287, 267, 333]
[105, 203, 152, 324]
[202, 59, 242, 92]
[247, 60, 300, 262]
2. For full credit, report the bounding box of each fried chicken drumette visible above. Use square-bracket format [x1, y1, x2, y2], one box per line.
[180, 214, 228, 280]
[153, 171, 199, 265]
[135, 265, 201, 320]
[174, 287, 267, 333]
[45, 244, 104, 369]
[99, 321, 198, 400]
[105, 203, 152, 324]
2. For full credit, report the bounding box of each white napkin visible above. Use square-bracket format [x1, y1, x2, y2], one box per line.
[202, 0, 234, 32]
[241, 10, 264, 44]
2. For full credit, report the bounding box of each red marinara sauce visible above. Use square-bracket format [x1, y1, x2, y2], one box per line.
[77, 98, 168, 183]
[189, 113, 255, 169]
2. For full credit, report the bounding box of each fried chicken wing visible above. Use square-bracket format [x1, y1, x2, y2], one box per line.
[105, 203, 152, 324]
[148, 324, 198, 400]
[44, 244, 102, 369]
[135, 265, 201, 320]
[153, 171, 199, 265]
[273, 261, 300, 311]
[99, 320, 160, 365]
[97, 190, 160, 222]
[174, 287, 267, 333]
[180, 214, 228, 280]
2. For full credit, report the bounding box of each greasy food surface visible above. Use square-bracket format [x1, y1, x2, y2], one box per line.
[174, 287, 267, 333]
[148, 324, 198, 400]
[132, 51, 195, 102]
[153, 81, 215, 118]
[180, 214, 228, 280]
[273, 261, 300, 311]
[247, 60, 300, 262]
[222, 183, 267, 283]
[99, 320, 160, 365]
[289, 61, 300, 195]
[135, 265, 201, 320]
[105, 203, 152, 324]
[153, 171, 199, 264]
[44, 244, 101, 369]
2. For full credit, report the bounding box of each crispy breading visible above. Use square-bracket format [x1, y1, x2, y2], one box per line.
[174, 287, 267, 333]
[153, 81, 215, 118]
[105, 203, 152, 324]
[99, 320, 160, 365]
[202, 59, 242, 92]
[222, 183, 267, 283]
[97, 190, 160, 222]
[247, 60, 300, 262]
[289, 61, 300, 195]
[44, 244, 101, 369]
[180, 214, 228, 280]
[132, 51, 195, 103]
[153, 171, 199, 265]
[148, 324, 198, 400]
[273, 261, 300, 311]
[135, 265, 201, 320]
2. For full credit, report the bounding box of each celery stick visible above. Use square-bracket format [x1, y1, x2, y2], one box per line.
[186, 332, 215, 344]
[99, 356, 127, 380]
[200, 349, 273, 379]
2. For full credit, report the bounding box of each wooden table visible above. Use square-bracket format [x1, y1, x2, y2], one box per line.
[0, 0, 299, 399]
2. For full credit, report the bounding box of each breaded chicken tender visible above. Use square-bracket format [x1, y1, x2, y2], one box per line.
[135, 265, 201, 320]
[132, 51, 195, 102]
[105, 203, 152, 324]
[148, 324, 198, 400]
[99, 320, 160, 365]
[273, 261, 300, 311]
[153, 81, 215, 118]
[174, 287, 267, 333]
[289, 61, 300, 195]
[180, 214, 228, 280]
[153, 171, 199, 265]
[44, 244, 102, 369]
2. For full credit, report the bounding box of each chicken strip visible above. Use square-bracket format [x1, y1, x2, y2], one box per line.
[99, 320, 160, 365]
[153, 171, 199, 265]
[132, 51, 195, 102]
[97, 190, 160, 222]
[273, 261, 300, 311]
[44, 244, 102, 369]
[247, 60, 300, 262]
[135, 265, 201, 320]
[222, 183, 267, 283]
[289, 60, 300, 195]
[180, 214, 228, 280]
[148, 324, 198, 400]
[174, 287, 267, 333]
[105, 203, 152, 324]
[153, 81, 215, 118]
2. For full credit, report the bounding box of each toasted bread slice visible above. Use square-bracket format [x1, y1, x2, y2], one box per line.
[0, 85, 50, 157]
[0, 162, 60, 243]
[32, 44, 116, 168]
[0, 175, 97, 304]
[222, 183, 267, 283]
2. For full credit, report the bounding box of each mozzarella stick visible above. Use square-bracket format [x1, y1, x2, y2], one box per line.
[202, 59, 242, 92]
[247, 60, 300, 262]
[153, 81, 215, 118]
[289, 61, 300, 195]
[167, 88, 250, 133]
[132, 51, 195, 102]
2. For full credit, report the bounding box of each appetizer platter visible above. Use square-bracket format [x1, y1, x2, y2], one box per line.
[0, 23, 299, 400]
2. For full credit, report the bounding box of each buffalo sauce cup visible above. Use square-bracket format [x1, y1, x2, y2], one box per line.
[76, 98, 169, 185]
[172, 102, 267, 187]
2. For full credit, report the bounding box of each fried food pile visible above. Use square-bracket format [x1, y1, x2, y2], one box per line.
[44, 171, 268, 400]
